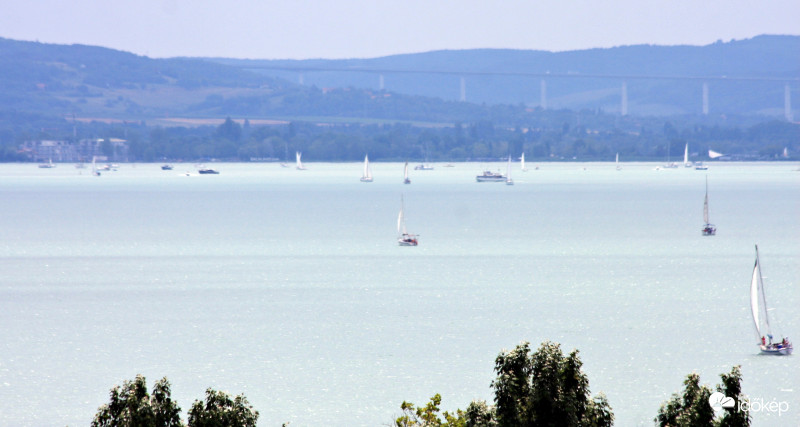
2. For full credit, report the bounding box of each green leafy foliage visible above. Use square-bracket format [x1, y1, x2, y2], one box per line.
[655, 366, 750, 427]
[91, 375, 182, 427]
[92, 376, 258, 427]
[394, 394, 466, 427]
[187, 388, 259, 427]
[492, 341, 613, 427]
[396, 341, 613, 427]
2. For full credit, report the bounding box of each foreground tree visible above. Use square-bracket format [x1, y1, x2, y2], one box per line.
[91, 375, 182, 427]
[394, 393, 466, 427]
[187, 388, 259, 427]
[655, 366, 749, 427]
[395, 341, 612, 427]
[491, 341, 613, 427]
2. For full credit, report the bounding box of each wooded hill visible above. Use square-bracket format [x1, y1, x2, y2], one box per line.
[0, 36, 797, 162]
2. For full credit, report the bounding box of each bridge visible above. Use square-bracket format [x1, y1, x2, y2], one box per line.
[239, 64, 798, 120]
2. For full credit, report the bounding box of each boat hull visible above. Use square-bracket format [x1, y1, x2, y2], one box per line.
[476, 176, 505, 182]
[760, 345, 793, 355]
[398, 240, 418, 246]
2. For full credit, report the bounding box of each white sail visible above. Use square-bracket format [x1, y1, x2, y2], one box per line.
[750, 246, 772, 343]
[751, 253, 762, 340]
[616, 153, 621, 170]
[361, 154, 373, 181]
[703, 177, 710, 224]
[506, 155, 514, 185]
[404, 162, 409, 181]
[521, 152, 527, 171]
[708, 149, 724, 159]
[397, 203, 406, 235]
[295, 151, 306, 170]
[684, 143, 690, 166]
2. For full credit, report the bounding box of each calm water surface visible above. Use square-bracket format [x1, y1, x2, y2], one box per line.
[0, 162, 797, 426]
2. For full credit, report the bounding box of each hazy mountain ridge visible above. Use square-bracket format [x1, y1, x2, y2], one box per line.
[0, 35, 797, 122]
[213, 35, 799, 115]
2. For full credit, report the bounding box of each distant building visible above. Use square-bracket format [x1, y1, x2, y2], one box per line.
[22, 138, 128, 163]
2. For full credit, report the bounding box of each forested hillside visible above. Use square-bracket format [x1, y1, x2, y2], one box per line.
[0, 36, 797, 163]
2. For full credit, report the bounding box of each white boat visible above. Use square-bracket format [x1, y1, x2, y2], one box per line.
[360, 154, 373, 182]
[403, 161, 411, 184]
[397, 195, 418, 246]
[505, 156, 514, 185]
[683, 143, 692, 167]
[414, 163, 433, 170]
[750, 245, 793, 355]
[615, 153, 622, 171]
[695, 161, 708, 171]
[701, 176, 716, 236]
[38, 158, 55, 168]
[521, 152, 528, 172]
[295, 151, 307, 170]
[476, 169, 505, 182]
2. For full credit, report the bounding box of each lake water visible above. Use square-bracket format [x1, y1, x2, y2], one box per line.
[0, 161, 797, 426]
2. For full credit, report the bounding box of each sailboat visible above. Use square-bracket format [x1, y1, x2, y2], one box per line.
[683, 143, 692, 167]
[295, 151, 307, 170]
[505, 155, 514, 185]
[403, 161, 411, 184]
[397, 195, 418, 246]
[701, 176, 716, 236]
[38, 158, 55, 168]
[664, 141, 678, 168]
[521, 152, 528, 172]
[360, 154, 373, 182]
[91, 156, 101, 176]
[280, 144, 289, 167]
[750, 245, 792, 355]
[615, 153, 622, 171]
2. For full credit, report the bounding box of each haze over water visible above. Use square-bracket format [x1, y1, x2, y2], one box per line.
[0, 161, 797, 426]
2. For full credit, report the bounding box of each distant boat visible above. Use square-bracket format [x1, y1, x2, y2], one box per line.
[38, 158, 55, 168]
[615, 153, 622, 171]
[414, 163, 433, 171]
[505, 156, 514, 185]
[664, 141, 678, 168]
[161, 164, 173, 170]
[397, 195, 418, 246]
[280, 144, 290, 167]
[683, 143, 692, 167]
[403, 161, 411, 184]
[295, 151, 307, 170]
[476, 168, 505, 182]
[197, 165, 219, 174]
[701, 176, 716, 236]
[695, 161, 708, 170]
[521, 152, 528, 172]
[360, 154, 373, 182]
[91, 156, 101, 176]
[750, 245, 793, 355]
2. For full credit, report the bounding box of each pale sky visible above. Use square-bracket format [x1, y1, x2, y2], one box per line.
[1, 0, 797, 59]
